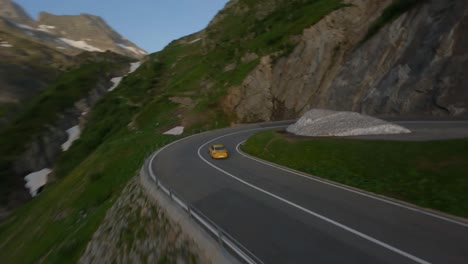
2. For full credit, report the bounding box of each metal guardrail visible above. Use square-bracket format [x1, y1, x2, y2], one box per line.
[144, 154, 263, 264]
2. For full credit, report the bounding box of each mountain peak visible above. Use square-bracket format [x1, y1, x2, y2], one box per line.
[0, 0, 33, 24]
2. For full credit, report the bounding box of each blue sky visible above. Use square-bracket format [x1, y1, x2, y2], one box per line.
[14, 0, 229, 53]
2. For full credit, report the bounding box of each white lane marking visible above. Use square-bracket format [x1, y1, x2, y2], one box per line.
[235, 142, 468, 229]
[148, 124, 283, 264]
[197, 131, 431, 264]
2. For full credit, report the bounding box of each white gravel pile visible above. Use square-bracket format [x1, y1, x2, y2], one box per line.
[287, 109, 410, 136]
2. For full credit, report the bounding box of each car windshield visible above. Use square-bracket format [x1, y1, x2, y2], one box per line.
[214, 146, 225, 151]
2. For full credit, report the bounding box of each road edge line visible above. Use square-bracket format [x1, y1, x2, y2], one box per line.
[235, 140, 468, 228]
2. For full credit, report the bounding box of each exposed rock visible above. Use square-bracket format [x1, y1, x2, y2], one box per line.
[228, 0, 468, 122]
[38, 12, 147, 58]
[0, 1, 146, 59]
[229, 0, 392, 121]
[223, 63, 237, 72]
[319, 0, 468, 117]
[241, 52, 259, 64]
[287, 109, 410, 136]
[170, 97, 196, 109]
[79, 177, 205, 264]
[0, 0, 33, 24]
[225, 56, 274, 122]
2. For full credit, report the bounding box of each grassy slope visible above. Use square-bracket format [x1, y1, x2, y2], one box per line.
[0, 53, 131, 204]
[242, 130, 468, 218]
[0, 54, 179, 263]
[0, 1, 349, 262]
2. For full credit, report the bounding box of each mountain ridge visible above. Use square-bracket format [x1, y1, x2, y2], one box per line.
[0, 0, 33, 24]
[0, 0, 147, 58]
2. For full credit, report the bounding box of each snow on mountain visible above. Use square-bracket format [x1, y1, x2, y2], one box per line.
[108, 61, 142, 91]
[0, 40, 12, 47]
[0, 1, 147, 59]
[24, 168, 51, 197]
[118, 43, 147, 56]
[163, 126, 184, 135]
[108, 77, 123, 92]
[128, 62, 142, 74]
[37, 24, 55, 33]
[61, 125, 81, 151]
[59, 38, 104, 52]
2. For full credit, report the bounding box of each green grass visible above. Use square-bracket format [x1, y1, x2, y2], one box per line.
[210, 0, 347, 56]
[242, 130, 468, 218]
[0, 1, 355, 262]
[361, 0, 426, 43]
[0, 54, 183, 262]
[0, 59, 129, 156]
[0, 55, 131, 206]
[0, 129, 178, 264]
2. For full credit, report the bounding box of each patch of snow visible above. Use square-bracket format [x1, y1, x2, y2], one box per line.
[59, 38, 104, 52]
[56, 46, 65, 49]
[163, 126, 184, 135]
[188, 38, 202, 44]
[128, 62, 142, 74]
[117, 43, 147, 55]
[39, 25, 56, 29]
[0, 41, 12, 48]
[107, 61, 142, 91]
[287, 109, 411, 137]
[108, 77, 123, 91]
[24, 168, 51, 197]
[14, 23, 34, 30]
[37, 24, 55, 33]
[61, 125, 81, 151]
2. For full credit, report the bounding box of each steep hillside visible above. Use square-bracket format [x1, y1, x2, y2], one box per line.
[1, 0, 466, 262]
[0, 28, 74, 126]
[0, 0, 147, 127]
[225, 0, 468, 121]
[0, 51, 132, 220]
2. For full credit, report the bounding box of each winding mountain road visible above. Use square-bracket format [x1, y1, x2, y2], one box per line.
[150, 121, 468, 264]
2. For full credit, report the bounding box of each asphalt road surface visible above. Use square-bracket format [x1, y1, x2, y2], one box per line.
[150, 121, 468, 264]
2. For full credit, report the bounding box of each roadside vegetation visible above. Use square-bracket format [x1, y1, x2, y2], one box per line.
[362, 0, 427, 43]
[242, 130, 468, 218]
[0, 1, 352, 262]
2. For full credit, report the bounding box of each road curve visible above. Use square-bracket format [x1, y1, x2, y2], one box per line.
[150, 121, 468, 264]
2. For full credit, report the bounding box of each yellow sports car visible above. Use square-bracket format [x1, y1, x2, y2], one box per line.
[208, 144, 229, 159]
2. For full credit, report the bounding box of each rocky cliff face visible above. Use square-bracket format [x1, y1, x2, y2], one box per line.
[225, 0, 468, 122]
